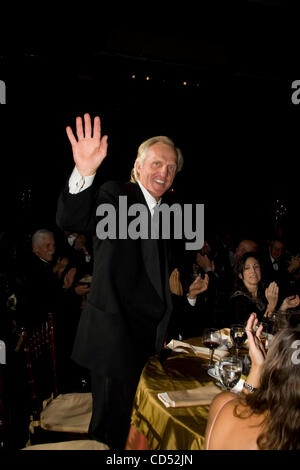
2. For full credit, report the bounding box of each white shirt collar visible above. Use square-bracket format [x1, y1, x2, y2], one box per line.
[137, 180, 161, 216]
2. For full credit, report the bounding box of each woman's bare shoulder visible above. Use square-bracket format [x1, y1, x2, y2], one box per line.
[206, 392, 261, 450]
[210, 391, 238, 412]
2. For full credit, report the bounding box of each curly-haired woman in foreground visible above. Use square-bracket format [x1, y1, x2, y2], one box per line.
[204, 311, 300, 450]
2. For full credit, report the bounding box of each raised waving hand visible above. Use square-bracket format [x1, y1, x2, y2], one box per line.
[66, 113, 108, 176]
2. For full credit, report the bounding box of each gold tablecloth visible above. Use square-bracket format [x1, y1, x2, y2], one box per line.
[128, 340, 219, 450]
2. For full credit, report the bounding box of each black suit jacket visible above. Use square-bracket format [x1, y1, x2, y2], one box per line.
[16, 254, 62, 326]
[261, 252, 289, 301]
[56, 179, 173, 379]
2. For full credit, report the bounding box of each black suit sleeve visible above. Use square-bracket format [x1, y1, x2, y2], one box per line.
[56, 180, 97, 235]
[56, 179, 122, 236]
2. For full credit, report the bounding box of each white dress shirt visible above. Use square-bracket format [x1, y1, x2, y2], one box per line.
[270, 255, 279, 271]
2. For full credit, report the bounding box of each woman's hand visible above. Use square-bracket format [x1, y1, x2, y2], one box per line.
[66, 113, 108, 176]
[63, 267, 77, 289]
[245, 313, 266, 369]
[280, 294, 300, 311]
[265, 281, 279, 312]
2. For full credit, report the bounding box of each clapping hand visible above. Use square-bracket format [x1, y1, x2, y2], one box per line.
[66, 113, 108, 177]
[245, 313, 266, 369]
[265, 281, 279, 309]
[63, 267, 77, 289]
[53, 257, 69, 277]
[280, 294, 300, 311]
[188, 273, 209, 299]
[74, 284, 90, 296]
[169, 268, 183, 296]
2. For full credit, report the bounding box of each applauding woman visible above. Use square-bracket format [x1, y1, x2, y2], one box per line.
[204, 311, 300, 450]
[230, 252, 300, 325]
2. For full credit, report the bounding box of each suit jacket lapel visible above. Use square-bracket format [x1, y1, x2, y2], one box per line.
[125, 183, 164, 302]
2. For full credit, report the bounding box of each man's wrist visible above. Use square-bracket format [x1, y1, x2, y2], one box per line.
[187, 295, 196, 306]
[76, 167, 97, 177]
[69, 166, 96, 194]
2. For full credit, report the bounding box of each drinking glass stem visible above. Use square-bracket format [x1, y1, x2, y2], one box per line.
[209, 348, 214, 367]
[236, 347, 239, 358]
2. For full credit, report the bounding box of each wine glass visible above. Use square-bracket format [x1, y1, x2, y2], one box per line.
[219, 357, 243, 391]
[202, 328, 222, 368]
[230, 324, 247, 357]
[257, 322, 269, 350]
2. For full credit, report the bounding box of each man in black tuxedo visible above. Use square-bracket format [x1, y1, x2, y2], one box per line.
[56, 113, 184, 449]
[262, 238, 289, 302]
[16, 229, 59, 326]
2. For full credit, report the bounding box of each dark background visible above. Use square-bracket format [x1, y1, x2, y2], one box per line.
[0, 0, 299, 251]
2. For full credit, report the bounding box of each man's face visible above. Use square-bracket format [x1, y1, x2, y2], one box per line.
[234, 240, 258, 261]
[34, 235, 56, 262]
[270, 241, 284, 260]
[136, 142, 177, 200]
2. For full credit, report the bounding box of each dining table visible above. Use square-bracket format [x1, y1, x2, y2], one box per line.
[125, 336, 242, 451]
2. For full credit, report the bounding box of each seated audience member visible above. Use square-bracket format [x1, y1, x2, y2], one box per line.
[59, 231, 93, 281]
[188, 243, 218, 319]
[229, 252, 300, 326]
[211, 232, 235, 294]
[167, 268, 210, 340]
[287, 252, 300, 294]
[211, 238, 260, 321]
[16, 229, 61, 326]
[233, 239, 259, 264]
[261, 238, 290, 300]
[204, 311, 300, 450]
[16, 229, 90, 391]
[71, 233, 93, 279]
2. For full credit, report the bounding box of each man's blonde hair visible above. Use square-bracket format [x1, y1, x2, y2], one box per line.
[130, 136, 184, 183]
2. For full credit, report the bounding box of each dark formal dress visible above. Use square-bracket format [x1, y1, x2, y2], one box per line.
[229, 290, 266, 325]
[56, 179, 173, 449]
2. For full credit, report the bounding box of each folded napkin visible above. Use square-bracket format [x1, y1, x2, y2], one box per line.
[218, 328, 230, 337]
[218, 327, 249, 348]
[166, 340, 229, 361]
[157, 383, 220, 408]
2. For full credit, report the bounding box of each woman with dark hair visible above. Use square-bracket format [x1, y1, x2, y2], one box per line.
[204, 312, 300, 450]
[229, 252, 299, 325]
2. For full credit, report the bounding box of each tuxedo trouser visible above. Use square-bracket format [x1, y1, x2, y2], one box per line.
[88, 371, 140, 450]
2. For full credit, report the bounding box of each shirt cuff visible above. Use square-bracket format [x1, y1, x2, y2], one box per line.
[187, 296, 197, 306]
[69, 166, 96, 194]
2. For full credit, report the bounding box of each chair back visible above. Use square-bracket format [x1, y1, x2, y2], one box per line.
[21, 313, 58, 420]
